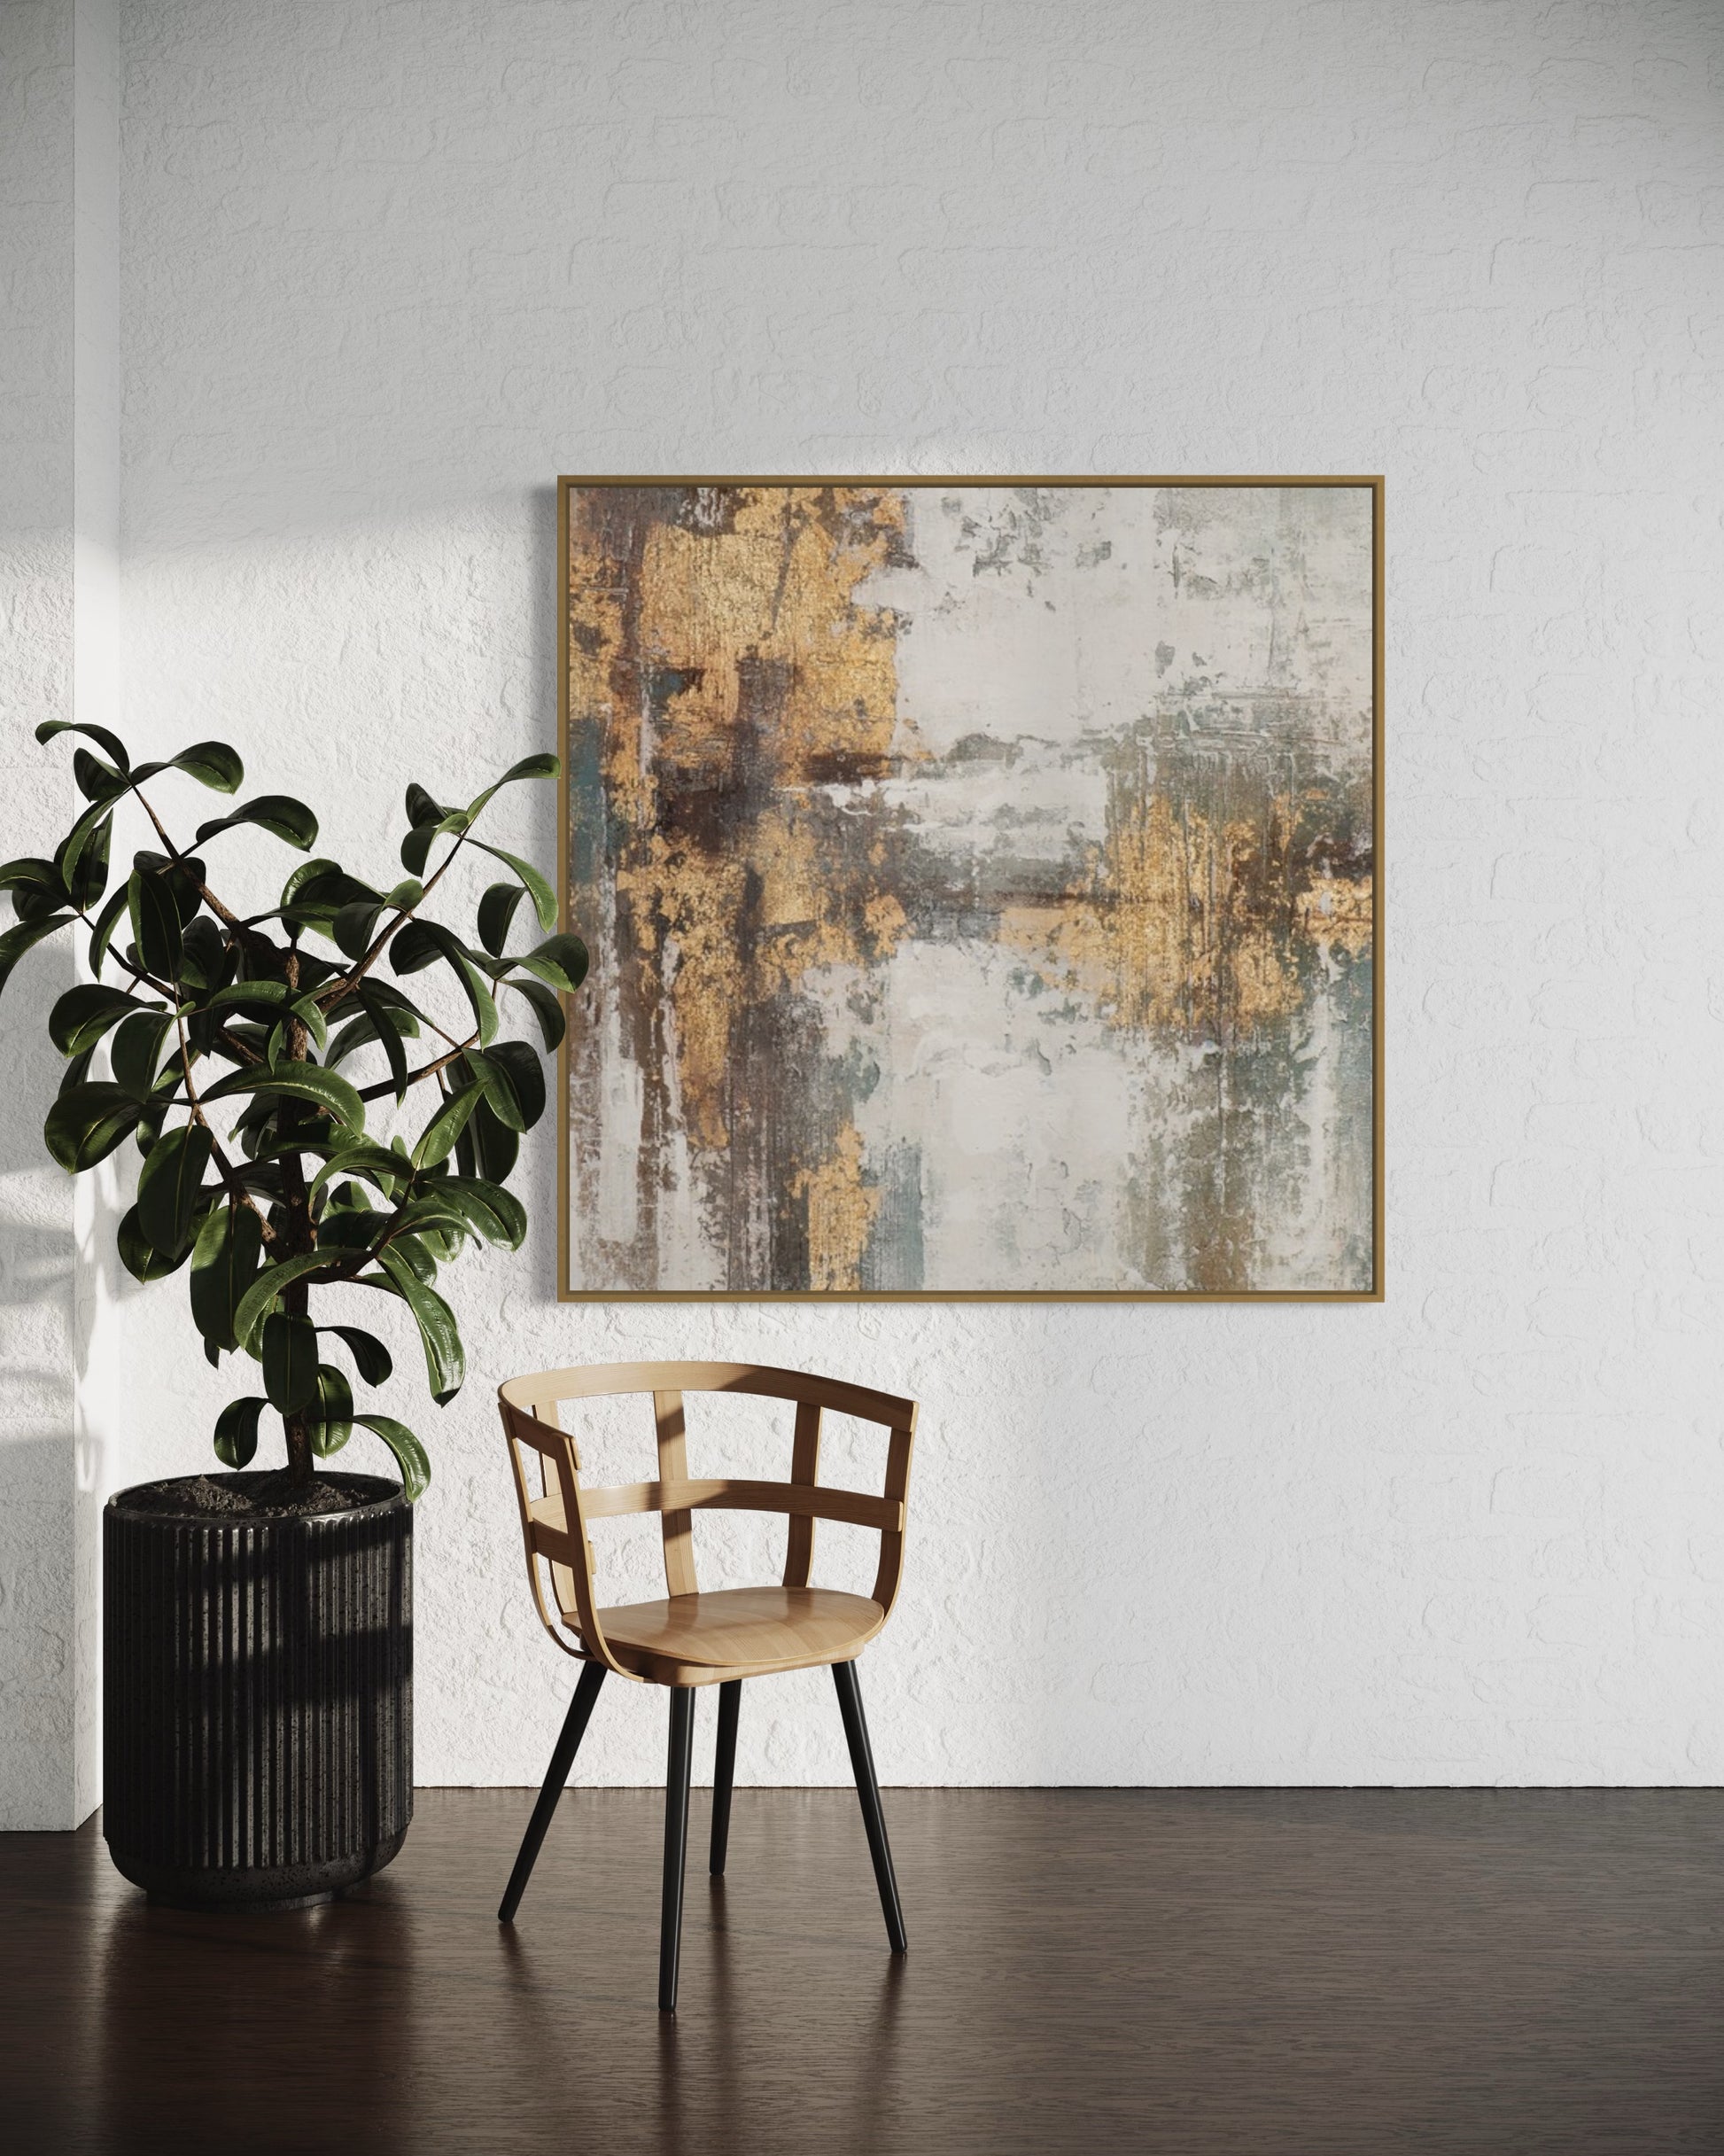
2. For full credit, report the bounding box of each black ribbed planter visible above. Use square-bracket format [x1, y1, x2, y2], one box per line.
[104, 1473, 412, 1911]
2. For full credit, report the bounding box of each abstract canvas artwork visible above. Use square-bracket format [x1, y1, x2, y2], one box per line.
[558, 478, 1380, 1299]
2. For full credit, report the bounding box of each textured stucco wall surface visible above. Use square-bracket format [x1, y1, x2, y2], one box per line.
[11, 0, 1724, 1794]
[0, 0, 118, 1828]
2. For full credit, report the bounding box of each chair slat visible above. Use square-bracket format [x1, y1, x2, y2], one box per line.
[533, 1480, 904, 1534]
[783, 1397, 822, 1590]
[500, 1359, 914, 1430]
[500, 1396, 617, 1669]
[654, 1390, 698, 1596]
[870, 1424, 916, 1616]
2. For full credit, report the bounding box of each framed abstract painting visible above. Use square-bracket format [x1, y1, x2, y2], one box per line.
[557, 476, 1382, 1301]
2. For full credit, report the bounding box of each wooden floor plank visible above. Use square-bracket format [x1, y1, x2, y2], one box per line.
[3, 1787, 1721, 2153]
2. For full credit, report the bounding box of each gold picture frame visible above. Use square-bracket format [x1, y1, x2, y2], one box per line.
[556, 475, 1384, 1304]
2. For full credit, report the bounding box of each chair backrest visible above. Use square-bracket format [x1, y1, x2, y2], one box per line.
[497, 1360, 918, 1679]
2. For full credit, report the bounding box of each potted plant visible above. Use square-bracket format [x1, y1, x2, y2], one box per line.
[1, 720, 584, 1909]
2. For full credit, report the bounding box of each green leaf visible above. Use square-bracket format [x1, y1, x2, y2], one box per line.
[309, 1140, 411, 1203]
[12, 886, 69, 929]
[213, 1397, 267, 1469]
[231, 1250, 332, 1349]
[136, 1122, 214, 1257]
[328, 992, 421, 1075]
[476, 882, 525, 958]
[309, 1363, 354, 1456]
[353, 1413, 431, 1500]
[36, 718, 131, 771]
[377, 1245, 464, 1403]
[386, 1231, 439, 1285]
[280, 855, 340, 907]
[459, 1047, 526, 1132]
[405, 782, 447, 829]
[128, 868, 182, 979]
[486, 1039, 546, 1130]
[117, 1203, 188, 1282]
[196, 795, 319, 851]
[412, 1082, 482, 1169]
[43, 1082, 142, 1171]
[319, 1324, 392, 1386]
[439, 1176, 528, 1249]
[392, 921, 498, 1044]
[315, 1209, 381, 1257]
[56, 809, 114, 909]
[60, 794, 119, 890]
[262, 1310, 320, 1413]
[180, 916, 233, 995]
[273, 859, 380, 934]
[400, 824, 435, 877]
[0, 855, 66, 897]
[199, 1061, 366, 1131]
[504, 976, 566, 1053]
[190, 1202, 264, 1353]
[467, 1096, 519, 1182]
[87, 884, 129, 974]
[49, 984, 150, 1057]
[470, 840, 558, 933]
[509, 932, 588, 995]
[331, 900, 384, 961]
[0, 911, 75, 1000]
[204, 980, 289, 1021]
[392, 1194, 478, 1247]
[73, 747, 127, 804]
[0, 858, 72, 930]
[357, 985, 412, 1100]
[165, 855, 207, 928]
[110, 1009, 178, 1101]
[463, 751, 559, 823]
[167, 741, 244, 793]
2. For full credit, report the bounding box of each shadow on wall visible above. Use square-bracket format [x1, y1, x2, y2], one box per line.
[525, 481, 561, 1300]
[0, 931, 82, 1826]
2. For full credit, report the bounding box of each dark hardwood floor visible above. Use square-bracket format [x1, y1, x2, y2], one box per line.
[4, 1787, 1722, 2153]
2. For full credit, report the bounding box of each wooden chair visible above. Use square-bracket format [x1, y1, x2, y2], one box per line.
[494, 1359, 917, 2011]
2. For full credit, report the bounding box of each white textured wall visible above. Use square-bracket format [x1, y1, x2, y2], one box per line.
[0, 0, 78, 1831]
[0, 0, 119, 1828]
[10, 0, 1722, 1795]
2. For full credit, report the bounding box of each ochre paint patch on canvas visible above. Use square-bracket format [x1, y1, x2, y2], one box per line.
[564, 482, 1375, 1295]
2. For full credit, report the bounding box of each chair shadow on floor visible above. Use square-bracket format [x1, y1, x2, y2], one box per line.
[492, 1799, 910, 2156]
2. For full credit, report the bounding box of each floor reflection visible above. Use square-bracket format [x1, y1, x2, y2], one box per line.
[91, 1868, 422, 2153]
[481, 1847, 910, 2156]
[19, 1788, 1715, 2154]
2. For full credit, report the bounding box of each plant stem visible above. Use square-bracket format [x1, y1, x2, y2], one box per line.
[278, 947, 316, 1488]
[282, 1397, 314, 1485]
[316, 830, 471, 1015]
[172, 1005, 276, 1243]
[133, 784, 275, 957]
[353, 1032, 478, 1102]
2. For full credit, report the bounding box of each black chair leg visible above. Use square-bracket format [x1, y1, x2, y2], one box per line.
[832, 1659, 907, 1954]
[659, 1686, 696, 2012]
[710, 1679, 741, 1876]
[498, 1662, 607, 1923]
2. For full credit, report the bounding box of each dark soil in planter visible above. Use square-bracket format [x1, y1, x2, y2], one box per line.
[116, 1470, 398, 1521]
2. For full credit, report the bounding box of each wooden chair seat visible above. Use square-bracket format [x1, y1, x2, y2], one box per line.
[591, 1585, 887, 1685]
